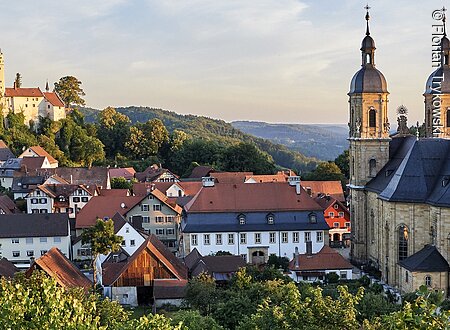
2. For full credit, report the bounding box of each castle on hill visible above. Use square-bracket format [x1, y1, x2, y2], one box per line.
[0, 50, 66, 126]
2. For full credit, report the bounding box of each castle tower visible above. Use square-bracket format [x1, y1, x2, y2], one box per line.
[348, 7, 391, 264]
[424, 9, 450, 138]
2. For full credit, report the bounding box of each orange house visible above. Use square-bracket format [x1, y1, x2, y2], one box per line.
[315, 195, 350, 247]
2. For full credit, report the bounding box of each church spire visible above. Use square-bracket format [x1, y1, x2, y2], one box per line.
[365, 4, 371, 36]
[361, 5, 376, 67]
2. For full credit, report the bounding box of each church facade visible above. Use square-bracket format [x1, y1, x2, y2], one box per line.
[349, 9, 450, 294]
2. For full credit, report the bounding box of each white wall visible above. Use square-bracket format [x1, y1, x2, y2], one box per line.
[116, 223, 145, 256]
[110, 287, 138, 307]
[288, 269, 353, 283]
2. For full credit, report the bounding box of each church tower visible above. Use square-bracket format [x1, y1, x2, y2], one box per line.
[0, 49, 5, 113]
[349, 7, 391, 264]
[424, 9, 450, 138]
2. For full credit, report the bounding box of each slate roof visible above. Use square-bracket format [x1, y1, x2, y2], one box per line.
[192, 255, 246, 277]
[0, 141, 14, 162]
[0, 214, 69, 238]
[0, 258, 19, 278]
[12, 176, 45, 193]
[36, 184, 90, 198]
[288, 245, 353, 271]
[398, 245, 450, 272]
[0, 195, 18, 214]
[34, 167, 110, 190]
[21, 157, 46, 170]
[1, 158, 22, 170]
[366, 137, 450, 207]
[153, 279, 188, 299]
[26, 248, 91, 291]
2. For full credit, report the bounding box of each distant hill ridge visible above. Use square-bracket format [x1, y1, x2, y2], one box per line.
[80, 106, 320, 173]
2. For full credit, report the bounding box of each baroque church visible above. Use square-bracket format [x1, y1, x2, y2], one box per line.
[349, 8, 450, 294]
[0, 50, 66, 127]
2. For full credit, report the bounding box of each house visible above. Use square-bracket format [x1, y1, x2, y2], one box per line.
[0, 258, 19, 278]
[102, 234, 188, 306]
[124, 188, 182, 253]
[26, 247, 91, 292]
[187, 166, 215, 179]
[19, 146, 58, 168]
[398, 245, 450, 296]
[109, 167, 136, 181]
[26, 184, 92, 218]
[301, 181, 345, 203]
[72, 213, 146, 262]
[314, 195, 350, 247]
[184, 248, 246, 281]
[210, 172, 252, 184]
[0, 213, 71, 268]
[182, 177, 329, 264]
[135, 164, 179, 183]
[75, 195, 142, 235]
[11, 175, 45, 200]
[0, 158, 23, 190]
[0, 195, 18, 214]
[288, 245, 353, 283]
[42, 91, 66, 122]
[21, 156, 53, 171]
[0, 140, 14, 165]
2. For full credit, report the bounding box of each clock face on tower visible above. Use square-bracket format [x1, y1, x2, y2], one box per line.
[396, 105, 408, 116]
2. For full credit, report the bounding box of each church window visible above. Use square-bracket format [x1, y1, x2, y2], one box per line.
[398, 225, 408, 261]
[369, 159, 377, 177]
[365, 53, 371, 64]
[405, 271, 409, 283]
[446, 109, 450, 127]
[425, 275, 432, 287]
[369, 109, 376, 128]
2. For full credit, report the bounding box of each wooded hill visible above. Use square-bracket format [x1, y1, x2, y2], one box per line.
[80, 106, 319, 173]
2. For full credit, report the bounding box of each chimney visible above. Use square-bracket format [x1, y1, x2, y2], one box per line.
[288, 176, 301, 195]
[202, 177, 215, 187]
[306, 241, 312, 256]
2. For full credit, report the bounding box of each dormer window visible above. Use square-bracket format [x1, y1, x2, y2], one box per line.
[309, 212, 317, 224]
[58, 196, 65, 202]
[238, 214, 246, 225]
[266, 213, 274, 225]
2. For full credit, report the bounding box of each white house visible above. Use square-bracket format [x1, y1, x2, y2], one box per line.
[0, 213, 71, 269]
[19, 146, 58, 168]
[182, 178, 329, 263]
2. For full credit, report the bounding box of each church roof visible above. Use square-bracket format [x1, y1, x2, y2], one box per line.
[365, 136, 450, 207]
[398, 245, 449, 272]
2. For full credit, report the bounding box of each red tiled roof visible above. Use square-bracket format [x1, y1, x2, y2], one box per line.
[245, 173, 289, 183]
[301, 181, 345, 202]
[75, 195, 142, 229]
[134, 181, 203, 197]
[109, 167, 136, 180]
[188, 166, 214, 179]
[0, 195, 17, 214]
[0, 258, 19, 278]
[24, 146, 58, 165]
[210, 172, 253, 184]
[0, 140, 8, 149]
[98, 189, 130, 197]
[43, 92, 65, 107]
[289, 245, 353, 271]
[21, 157, 46, 170]
[185, 182, 323, 213]
[5, 87, 44, 97]
[26, 248, 91, 291]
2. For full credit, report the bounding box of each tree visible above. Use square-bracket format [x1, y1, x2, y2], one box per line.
[220, 142, 276, 174]
[82, 135, 105, 168]
[14, 72, 22, 88]
[81, 219, 123, 286]
[97, 107, 131, 158]
[54, 76, 86, 108]
[303, 161, 346, 183]
[111, 177, 134, 190]
[335, 149, 349, 179]
[185, 273, 218, 315]
[171, 310, 223, 330]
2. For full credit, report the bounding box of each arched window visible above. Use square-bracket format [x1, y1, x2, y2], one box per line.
[369, 109, 376, 128]
[398, 225, 408, 261]
[237, 214, 246, 225]
[369, 159, 377, 177]
[425, 275, 432, 287]
[266, 213, 274, 225]
[366, 54, 371, 64]
[446, 109, 450, 127]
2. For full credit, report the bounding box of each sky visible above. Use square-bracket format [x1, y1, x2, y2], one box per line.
[0, 0, 447, 125]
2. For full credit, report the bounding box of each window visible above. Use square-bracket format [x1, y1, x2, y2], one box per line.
[240, 254, 247, 260]
[31, 198, 38, 204]
[267, 213, 274, 224]
[369, 108, 376, 128]
[153, 204, 162, 211]
[66, 208, 73, 214]
[155, 216, 164, 223]
[204, 234, 210, 245]
[165, 216, 174, 223]
[340, 271, 348, 280]
[130, 240, 135, 247]
[191, 234, 198, 246]
[334, 204, 339, 209]
[156, 229, 164, 235]
[228, 234, 234, 244]
[39, 198, 46, 204]
[333, 222, 340, 228]
[216, 234, 222, 245]
[73, 197, 80, 203]
[338, 212, 344, 218]
[53, 237, 61, 243]
[309, 213, 317, 223]
[11, 238, 19, 244]
[81, 197, 88, 202]
[405, 271, 409, 283]
[12, 251, 20, 257]
[269, 232, 276, 244]
[122, 294, 129, 299]
[166, 228, 175, 235]
[293, 232, 299, 243]
[32, 209, 39, 214]
[141, 204, 149, 212]
[240, 233, 247, 244]
[317, 232, 323, 242]
[26, 238, 33, 244]
[304, 232, 311, 242]
[40, 209, 48, 214]
[425, 275, 432, 287]
[143, 216, 150, 223]
[121, 240, 126, 246]
[238, 214, 246, 225]
[27, 250, 34, 257]
[40, 250, 47, 256]
[282, 232, 288, 243]
[369, 159, 377, 177]
[40, 237, 47, 243]
[398, 225, 408, 261]
[447, 109, 450, 127]
[345, 222, 351, 228]
[255, 233, 261, 244]
[125, 227, 129, 233]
